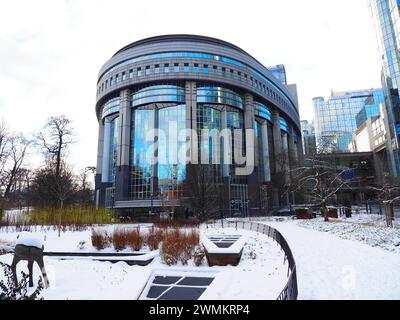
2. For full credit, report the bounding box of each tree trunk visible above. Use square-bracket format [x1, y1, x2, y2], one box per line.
[321, 203, 329, 222]
[384, 203, 393, 228]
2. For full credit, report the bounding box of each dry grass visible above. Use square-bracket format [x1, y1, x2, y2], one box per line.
[160, 228, 200, 266]
[112, 228, 129, 251]
[146, 228, 164, 251]
[91, 229, 110, 250]
[152, 218, 199, 229]
[126, 229, 144, 251]
[1, 208, 115, 232]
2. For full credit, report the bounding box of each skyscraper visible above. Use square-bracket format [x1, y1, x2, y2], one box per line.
[369, 0, 400, 176]
[313, 89, 384, 153]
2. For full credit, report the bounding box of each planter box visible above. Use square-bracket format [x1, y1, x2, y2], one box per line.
[205, 250, 243, 267]
[295, 209, 314, 220]
[327, 209, 338, 219]
[201, 235, 246, 267]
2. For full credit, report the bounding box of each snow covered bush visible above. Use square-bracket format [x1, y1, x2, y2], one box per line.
[127, 229, 144, 251]
[91, 229, 110, 250]
[0, 262, 43, 300]
[193, 246, 206, 266]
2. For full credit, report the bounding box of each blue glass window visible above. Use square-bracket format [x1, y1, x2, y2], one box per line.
[145, 66, 150, 75]
[174, 63, 179, 72]
[203, 64, 209, 74]
[254, 102, 272, 121]
[122, 72, 126, 81]
[279, 117, 289, 132]
[132, 85, 185, 107]
[102, 97, 120, 119]
[184, 63, 189, 73]
[164, 64, 169, 73]
[155, 64, 160, 74]
[129, 69, 133, 78]
[197, 86, 244, 109]
[137, 68, 142, 76]
[194, 64, 199, 73]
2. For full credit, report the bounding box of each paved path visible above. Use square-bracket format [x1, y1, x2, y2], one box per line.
[262, 220, 400, 300]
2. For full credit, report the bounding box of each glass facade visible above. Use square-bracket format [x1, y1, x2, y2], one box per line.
[313, 89, 384, 152]
[254, 101, 272, 122]
[108, 117, 119, 183]
[369, 0, 400, 174]
[132, 85, 185, 107]
[197, 105, 222, 166]
[197, 86, 244, 109]
[129, 108, 154, 200]
[102, 97, 120, 119]
[268, 65, 287, 85]
[158, 105, 186, 198]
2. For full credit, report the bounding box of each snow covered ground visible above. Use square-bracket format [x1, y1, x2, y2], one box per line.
[257, 218, 400, 300]
[298, 215, 400, 254]
[0, 224, 287, 300]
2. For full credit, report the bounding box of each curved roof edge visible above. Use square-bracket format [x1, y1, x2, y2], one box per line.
[113, 34, 252, 58]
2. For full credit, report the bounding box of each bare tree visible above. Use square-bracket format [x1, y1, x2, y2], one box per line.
[36, 115, 75, 179]
[182, 164, 222, 222]
[1, 135, 31, 199]
[368, 175, 400, 227]
[288, 138, 353, 222]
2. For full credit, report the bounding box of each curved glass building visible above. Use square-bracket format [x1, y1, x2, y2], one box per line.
[95, 35, 302, 215]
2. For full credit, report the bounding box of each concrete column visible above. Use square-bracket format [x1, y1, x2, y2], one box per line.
[244, 94, 260, 215]
[261, 120, 271, 182]
[95, 120, 104, 208]
[115, 89, 131, 201]
[221, 107, 230, 177]
[272, 110, 282, 162]
[101, 118, 112, 183]
[118, 89, 131, 167]
[288, 124, 298, 164]
[96, 121, 104, 175]
[185, 81, 197, 164]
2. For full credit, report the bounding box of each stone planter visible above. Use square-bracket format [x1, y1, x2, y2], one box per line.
[205, 250, 243, 267]
[201, 235, 246, 267]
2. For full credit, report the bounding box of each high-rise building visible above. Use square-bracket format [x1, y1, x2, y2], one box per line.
[313, 89, 384, 153]
[300, 120, 316, 156]
[369, 0, 400, 176]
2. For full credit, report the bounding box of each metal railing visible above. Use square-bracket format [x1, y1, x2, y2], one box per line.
[212, 219, 298, 300]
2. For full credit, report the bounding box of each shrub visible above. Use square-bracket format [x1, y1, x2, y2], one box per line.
[193, 246, 206, 267]
[160, 228, 200, 266]
[146, 228, 164, 251]
[127, 229, 144, 251]
[0, 262, 43, 300]
[160, 229, 182, 266]
[112, 228, 128, 251]
[91, 229, 110, 250]
[152, 218, 199, 229]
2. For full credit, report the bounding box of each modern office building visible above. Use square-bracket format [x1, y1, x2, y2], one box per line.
[349, 103, 392, 183]
[94, 35, 302, 215]
[313, 88, 384, 153]
[369, 0, 400, 176]
[300, 120, 316, 156]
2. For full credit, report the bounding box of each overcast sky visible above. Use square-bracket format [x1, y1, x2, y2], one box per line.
[0, 0, 383, 171]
